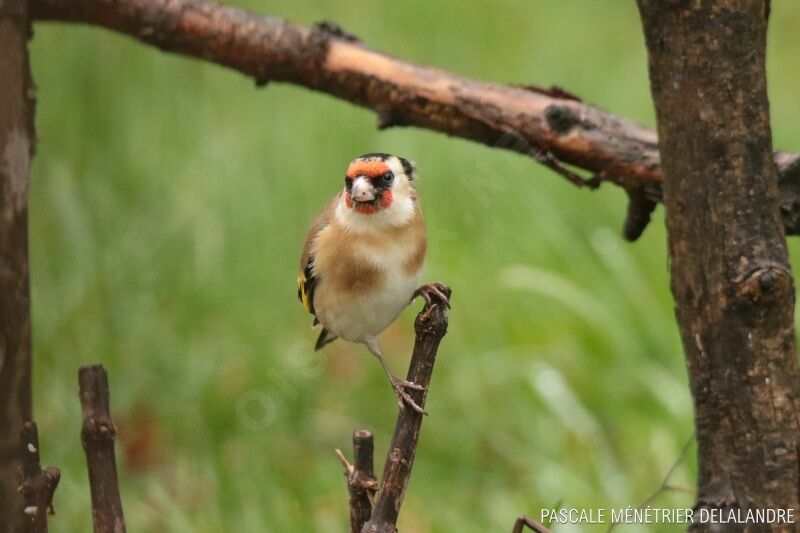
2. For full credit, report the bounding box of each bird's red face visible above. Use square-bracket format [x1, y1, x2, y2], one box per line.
[344, 159, 396, 215]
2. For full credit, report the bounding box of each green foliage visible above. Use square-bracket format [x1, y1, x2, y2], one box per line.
[28, 2, 800, 531]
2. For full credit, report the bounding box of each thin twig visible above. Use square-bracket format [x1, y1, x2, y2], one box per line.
[335, 448, 354, 475]
[513, 515, 552, 533]
[18, 422, 61, 533]
[361, 287, 451, 533]
[607, 434, 694, 532]
[663, 484, 695, 494]
[79, 365, 127, 533]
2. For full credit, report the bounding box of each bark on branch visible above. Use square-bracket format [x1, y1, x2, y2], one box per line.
[335, 430, 378, 533]
[361, 288, 450, 533]
[18, 422, 61, 533]
[29, 0, 800, 240]
[79, 365, 127, 533]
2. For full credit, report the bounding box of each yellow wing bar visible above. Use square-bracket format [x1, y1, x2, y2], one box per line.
[297, 271, 311, 312]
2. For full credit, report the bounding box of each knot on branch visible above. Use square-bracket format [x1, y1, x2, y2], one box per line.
[349, 470, 378, 492]
[381, 447, 404, 486]
[544, 104, 581, 134]
[734, 262, 792, 303]
[81, 417, 117, 443]
[334, 448, 378, 492]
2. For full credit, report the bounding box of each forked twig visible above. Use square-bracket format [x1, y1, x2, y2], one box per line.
[331, 288, 451, 531]
[361, 288, 450, 533]
[18, 422, 61, 533]
[336, 429, 379, 532]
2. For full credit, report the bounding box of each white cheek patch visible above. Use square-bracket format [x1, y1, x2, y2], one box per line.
[336, 187, 415, 231]
[386, 157, 404, 176]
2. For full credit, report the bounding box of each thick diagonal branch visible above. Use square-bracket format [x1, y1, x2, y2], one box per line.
[30, 0, 800, 239]
[362, 289, 450, 533]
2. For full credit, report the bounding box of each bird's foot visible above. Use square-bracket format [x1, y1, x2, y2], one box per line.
[389, 377, 427, 415]
[413, 282, 451, 309]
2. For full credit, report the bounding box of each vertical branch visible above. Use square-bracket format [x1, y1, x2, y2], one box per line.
[0, 0, 36, 530]
[637, 0, 800, 521]
[349, 430, 377, 532]
[18, 423, 61, 533]
[79, 365, 126, 533]
[336, 429, 378, 533]
[362, 289, 450, 533]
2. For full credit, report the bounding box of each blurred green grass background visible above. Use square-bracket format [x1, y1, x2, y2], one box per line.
[27, 1, 800, 531]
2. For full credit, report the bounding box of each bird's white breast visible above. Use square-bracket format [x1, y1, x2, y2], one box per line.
[314, 226, 424, 343]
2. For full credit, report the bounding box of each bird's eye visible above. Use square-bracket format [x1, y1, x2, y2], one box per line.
[344, 177, 353, 190]
[380, 172, 393, 186]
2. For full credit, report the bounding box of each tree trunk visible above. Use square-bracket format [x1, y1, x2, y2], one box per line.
[0, 0, 35, 530]
[637, 0, 800, 529]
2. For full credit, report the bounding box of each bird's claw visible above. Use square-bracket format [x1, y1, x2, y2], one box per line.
[395, 378, 425, 391]
[390, 377, 427, 415]
[413, 282, 451, 309]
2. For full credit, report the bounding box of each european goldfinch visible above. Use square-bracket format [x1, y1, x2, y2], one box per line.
[297, 153, 449, 413]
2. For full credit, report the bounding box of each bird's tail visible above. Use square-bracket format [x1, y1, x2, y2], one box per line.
[315, 328, 338, 351]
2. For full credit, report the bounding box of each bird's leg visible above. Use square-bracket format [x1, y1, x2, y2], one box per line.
[364, 338, 426, 414]
[412, 282, 451, 309]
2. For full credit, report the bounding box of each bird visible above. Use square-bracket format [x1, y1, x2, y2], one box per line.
[297, 153, 449, 413]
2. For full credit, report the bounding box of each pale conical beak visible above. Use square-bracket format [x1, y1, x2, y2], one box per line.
[351, 176, 376, 202]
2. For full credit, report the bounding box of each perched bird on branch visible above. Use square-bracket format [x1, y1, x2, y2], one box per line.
[297, 153, 449, 413]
